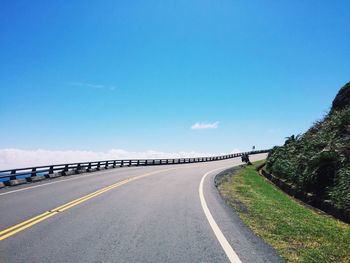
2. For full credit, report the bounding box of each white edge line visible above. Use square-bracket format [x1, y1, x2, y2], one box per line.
[199, 167, 242, 263]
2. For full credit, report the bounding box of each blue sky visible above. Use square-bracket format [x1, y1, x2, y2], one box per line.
[0, 0, 349, 159]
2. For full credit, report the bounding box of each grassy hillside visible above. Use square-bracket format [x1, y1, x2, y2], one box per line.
[218, 163, 350, 263]
[266, 82, 350, 211]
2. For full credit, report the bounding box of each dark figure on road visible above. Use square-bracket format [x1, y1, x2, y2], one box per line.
[241, 153, 252, 165]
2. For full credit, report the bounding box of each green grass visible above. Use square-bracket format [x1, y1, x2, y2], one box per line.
[218, 161, 350, 263]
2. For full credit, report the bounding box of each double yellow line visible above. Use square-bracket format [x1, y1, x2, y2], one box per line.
[0, 168, 175, 241]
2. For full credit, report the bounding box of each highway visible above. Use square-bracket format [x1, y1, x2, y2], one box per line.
[0, 154, 282, 263]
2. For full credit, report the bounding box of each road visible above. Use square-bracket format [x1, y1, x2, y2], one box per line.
[0, 154, 282, 263]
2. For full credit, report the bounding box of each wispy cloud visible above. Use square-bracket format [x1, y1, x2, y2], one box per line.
[0, 148, 216, 170]
[68, 82, 116, 91]
[191, 121, 219, 130]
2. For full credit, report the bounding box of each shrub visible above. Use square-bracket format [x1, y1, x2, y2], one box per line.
[266, 83, 350, 211]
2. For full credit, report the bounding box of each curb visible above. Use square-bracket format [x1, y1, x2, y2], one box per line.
[27, 176, 46, 183]
[6, 178, 28, 187]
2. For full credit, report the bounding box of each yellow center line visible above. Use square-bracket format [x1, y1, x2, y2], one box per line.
[0, 211, 51, 237]
[0, 168, 176, 241]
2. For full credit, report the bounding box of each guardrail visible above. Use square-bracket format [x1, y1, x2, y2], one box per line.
[0, 150, 269, 186]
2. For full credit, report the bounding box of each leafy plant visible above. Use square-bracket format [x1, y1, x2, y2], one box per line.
[266, 83, 350, 211]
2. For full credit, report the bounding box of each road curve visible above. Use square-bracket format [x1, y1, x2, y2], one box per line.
[0, 154, 282, 263]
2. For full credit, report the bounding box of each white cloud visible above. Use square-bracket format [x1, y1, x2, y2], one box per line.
[230, 149, 241, 154]
[0, 148, 216, 170]
[68, 82, 116, 91]
[191, 121, 219, 130]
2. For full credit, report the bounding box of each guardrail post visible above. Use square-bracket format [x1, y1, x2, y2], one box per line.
[152, 160, 155, 165]
[137, 160, 140, 166]
[113, 161, 116, 168]
[121, 160, 124, 167]
[10, 170, 16, 180]
[97, 162, 101, 170]
[88, 162, 92, 171]
[128, 160, 131, 166]
[105, 161, 109, 169]
[77, 164, 81, 172]
[49, 166, 54, 174]
[31, 168, 37, 177]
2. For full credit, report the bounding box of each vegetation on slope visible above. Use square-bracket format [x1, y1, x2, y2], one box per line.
[266, 82, 350, 211]
[218, 162, 350, 263]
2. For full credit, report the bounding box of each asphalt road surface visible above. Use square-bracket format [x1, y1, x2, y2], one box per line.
[0, 154, 283, 263]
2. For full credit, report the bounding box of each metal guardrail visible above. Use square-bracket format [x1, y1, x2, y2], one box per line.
[0, 150, 269, 184]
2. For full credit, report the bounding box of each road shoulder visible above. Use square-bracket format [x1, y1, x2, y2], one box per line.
[204, 166, 284, 263]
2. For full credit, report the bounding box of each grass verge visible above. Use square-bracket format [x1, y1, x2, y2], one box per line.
[218, 161, 350, 263]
